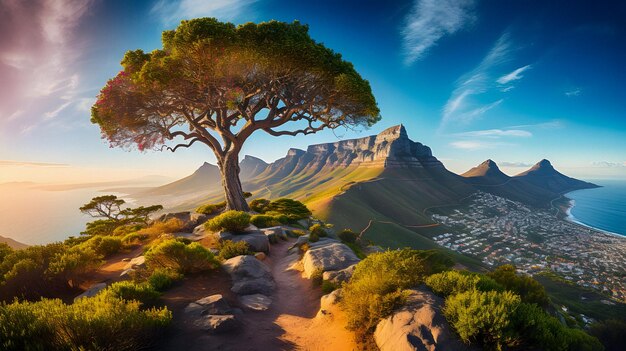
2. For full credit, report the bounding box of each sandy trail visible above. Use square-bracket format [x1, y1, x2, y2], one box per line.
[162, 238, 356, 351]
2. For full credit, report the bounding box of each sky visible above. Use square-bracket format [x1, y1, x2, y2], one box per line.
[1, 0, 625, 184]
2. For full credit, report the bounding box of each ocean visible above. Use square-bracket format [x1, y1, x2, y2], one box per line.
[566, 179, 626, 237]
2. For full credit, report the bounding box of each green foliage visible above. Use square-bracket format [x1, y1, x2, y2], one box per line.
[147, 268, 183, 291]
[204, 210, 251, 233]
[310, 268, 324, 286]
[243, 192, 252, 198]
[250, 214, 281, 228]
[217, 240, 252, 260]
[309, 223, 327, 238]
[426, 270, 503, 297]
[308, 231, 320, 242]
[46, 246, 103, 285]
[268, 198, 311, 220]
[322, 280, 338, 294]
[112, 224, 145, 236]
[80, 195, 162, 236]
[195, 201, 226, 215]
[83, 235, 123, 256]
[444, 290, 521, 350]
[338, 229, 358, 244]
[249, 198, 271, 213]
[488, 264, 549, 307]
[106, 281, 161, 306]
[0, 294, 171, 351]
[589, 319, 626, 351]
[0, 243, 14, 262]
[341, 249, 451, 334]
[122, 231, 150, 245]
[287, 229, 307, 237]
[145, 239, 218, 274]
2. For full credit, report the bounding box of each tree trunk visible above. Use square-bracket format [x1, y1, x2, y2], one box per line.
[218, 152, 250, 211]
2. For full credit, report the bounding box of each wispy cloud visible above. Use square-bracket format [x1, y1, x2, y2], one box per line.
[0, 160, 69, 168]
[500, 161, 533, 167]
[450, 140, 511, 150]
[152, 0, 257, 25]
[565, 88, 582, 97]
[455, 129, 533, 138]
[508, 120, 564, 130]
[401, 0, 476, 65]
[441, 32, 513, 128]
[496, 64, 532, 85]
[592, 161, 626, 168]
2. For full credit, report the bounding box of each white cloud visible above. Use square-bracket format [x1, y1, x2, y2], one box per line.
[440, 32, 513, 128]
[508, 120, 564, 130]
[152, 0, 257, 25]
[592, 161, 626, 168]
[44, 101, 72, 119]
[500, 161, 533, 167]
[456, 129, 532, 138]
[402, 0, 476, 64]
[496, 64, 532, 85]
[565, 88, 581, 97]
[450, 140, 510, 150]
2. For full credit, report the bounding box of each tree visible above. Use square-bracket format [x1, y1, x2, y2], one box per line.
[91, 18, 380, 211]
[79, 195, 162, 236]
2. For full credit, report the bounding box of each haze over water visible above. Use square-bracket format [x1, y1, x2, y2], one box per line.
[567, 180, 626, 237]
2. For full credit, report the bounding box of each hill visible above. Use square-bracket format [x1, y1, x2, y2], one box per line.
[514, 159, 599, 193]
[0, 235, 29, 249]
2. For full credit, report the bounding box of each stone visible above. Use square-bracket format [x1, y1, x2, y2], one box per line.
[123, 255, 146, 270]
[254, 252, 266, 260]
[194, 294, 233, 315]
[239, 294, 272, 311]
[192, 223, 206, 236]
[222, 255, 275, 295]
[74, 282, 107, 301]
[190, 212, 208, 225]
[216, 231, 270, 254]
[193, 314, 239, 334]
[121, 257, 131, 262]
[374, 287, 471, 351]
[261, 226, 287, 243]
[302, 241, 361, 278]
[119, 268, 135, 279]
[322, 264, 357, 285]
[320, 289, 342, 311]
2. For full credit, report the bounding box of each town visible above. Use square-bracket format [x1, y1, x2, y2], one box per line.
[431, 191, 626, 302]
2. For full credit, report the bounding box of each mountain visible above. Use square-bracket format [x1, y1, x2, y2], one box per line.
[239, 155, 269, 181]
[0, 235, 28, 249]
[460, 159, 598, 207]
[136, 162, 221, 198]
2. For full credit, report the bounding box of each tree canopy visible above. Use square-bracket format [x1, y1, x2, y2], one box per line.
[91, 18, 380, 210]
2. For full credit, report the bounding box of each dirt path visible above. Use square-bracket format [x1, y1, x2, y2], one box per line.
[162, 238, 356, 351]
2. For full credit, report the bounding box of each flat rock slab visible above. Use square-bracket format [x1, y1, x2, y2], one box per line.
[193, 314, 239, 334]
[222, 255, 275, 295]
[123, 255, 145, 270]
[302, 242, 361, 278]
[239, 294, 272, 311]
[185, 294, 233, 317]
[74, 282, 107, 301]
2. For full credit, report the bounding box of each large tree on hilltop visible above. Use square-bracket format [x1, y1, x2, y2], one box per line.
[91, 18, 380, 211]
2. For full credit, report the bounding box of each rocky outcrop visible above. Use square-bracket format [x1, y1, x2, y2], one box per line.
[222, 255, 275, 295]
[185, 294, 233, 316]
[261, 226, 287, 243]
[215, 231, 270, 254]
[123, 255, 146, 270]
[302, 239, 361, 278]
[193, 314, 239, 333]
[374, 287, 470, 351]
[157, 211, 207, 231]
[323, 264, 357, 285]
[185, 294, 240, 334]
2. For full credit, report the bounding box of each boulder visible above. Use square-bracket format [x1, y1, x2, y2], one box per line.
[216, 231, 270, 254]
[123, 255, 146, 270]
[190, 212, 208, 225]
[320, 289, 342, 311]
[222, 255, 275, 295]
[302, 241, 361, 278]
[119, 268, 135, 279]
[74, 282, 107, 301]
[261, 226, 287, 243]
[322, 264, 357, 285]
[374, 288, 470, 351]
[193, 314, 239, 334]
[188, 294, 233, 315]
[239, 294, 272, 311]
[254, 252, 266, 261]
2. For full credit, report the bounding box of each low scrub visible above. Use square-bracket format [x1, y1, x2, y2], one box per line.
[249, 198, 270, 213]
[267, 198, 311, 220]
[250, 214, 281, 228]
[106, 281, 161, 306]
[309, 224, 328, 238]
[195, 201, 227, 215]
[0, 294, 171, 351]
[204, 210, 251, 233]
[83, 235, 123, 257]
[338, 229, 358, 244]
[148, 268, 183, 291]
[218, 240, 252, 260]
[145, 239, 219, 274]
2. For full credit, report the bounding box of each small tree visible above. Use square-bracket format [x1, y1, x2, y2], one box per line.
[79, 195, 162, 236]
[91, 18, 380, 211]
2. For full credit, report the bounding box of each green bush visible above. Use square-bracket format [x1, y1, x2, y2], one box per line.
[309, 231, 320, 242]
[83, 235, 123, 256]
[243, 192, 253, 198]
[590, 319, 626, 351]
[145, 239, 219, 274]
[122, 231, 150, 245]
[250, 214, 280, 228]
[487, 264, 549, 307]
[112, 224, 145, 236]
[444, 289, 521, 349]
[148, 268, 183, 291]
[195, 201, 227, 215]
[267, 198, 311, 220]
[426, 271, 481, 297]
[287, 229, 307, 237]
[341, 249, 451, 334]
[0, 294, 171, 351]
[218, 240, 252, 260]
[309, 224, 327, 238]
[338, 229, 358, 244]
[249, 198, 271, 213]
[204, 210, 251, 233]
[322, 280, 338, 294]
[106, 281, 161, 306]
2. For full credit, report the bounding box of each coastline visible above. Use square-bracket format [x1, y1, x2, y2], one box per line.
[564, 197, 626, 239]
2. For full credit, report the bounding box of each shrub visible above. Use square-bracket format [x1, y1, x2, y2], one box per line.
[106, 281, 161, 306]
[342, 249, 448, 334]
[338, 229, 358, 244]
[250, 214, 280, 228]
[243, 192, 253, 198]
[590, 319, 626, 351]
[309, 231, 320, 242]
[267, 198, 311, 220]
[204, 210, 251, 233]
[195, 201, 226, 215]
[249, 198, 271, 213]
[145, 239, 219, 274]
[309, 224, 327, 238]
[487, 264, 549, 307]
[46, 246, 104, 287]
[148, 268, 183, 291]
[0, 294, 171, 351]
[322, 280, 338, 294]
[131, 218, 185, 243]
[311, 268, 324, 286]
[112, 224, 145, 236]
[83, 235, 123, 256]
[444, 289, 521, 349]
[218, 240, 252, 260]
[287, 229, 307, 237]
[122, 231, 150, 245]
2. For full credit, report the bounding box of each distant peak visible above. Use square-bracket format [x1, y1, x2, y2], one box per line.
[241, 155, 268, 165]
[378, 124, 408, 139]
[481, 159, 497, 167]
[532, 159, 554, 170]
[287, 148, 305, 156]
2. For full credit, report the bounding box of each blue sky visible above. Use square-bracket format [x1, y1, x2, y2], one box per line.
[1, 0, 625, 183]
